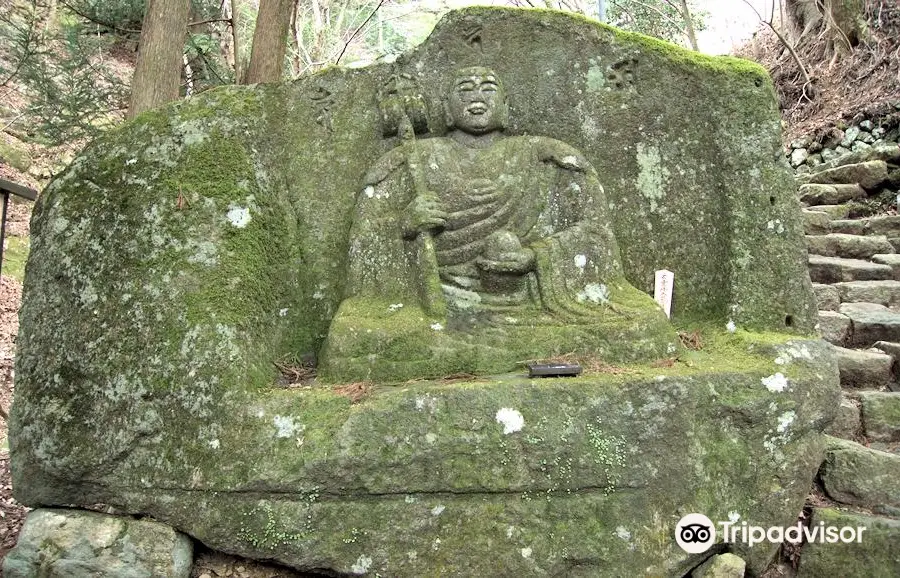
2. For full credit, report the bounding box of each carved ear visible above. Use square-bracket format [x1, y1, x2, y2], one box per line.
[443, 98, 455, 131]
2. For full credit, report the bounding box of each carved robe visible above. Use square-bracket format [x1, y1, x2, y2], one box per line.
[320, 134, 675, 382]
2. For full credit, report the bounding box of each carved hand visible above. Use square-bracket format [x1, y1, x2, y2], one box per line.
[476, 247, 535, 275]
[402, 193, 449, 239]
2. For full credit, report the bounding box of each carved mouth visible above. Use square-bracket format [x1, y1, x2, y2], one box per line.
[466, 103, 488, 115]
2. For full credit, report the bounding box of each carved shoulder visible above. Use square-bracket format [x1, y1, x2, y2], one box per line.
[361, 145, 412, 187]
[529, 137, 594, 173]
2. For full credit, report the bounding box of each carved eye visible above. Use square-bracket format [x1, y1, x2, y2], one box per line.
[456, 81, 475, 92]
[481, 83, 498, 93]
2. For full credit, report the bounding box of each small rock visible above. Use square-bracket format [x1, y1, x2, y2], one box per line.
[835, 145, 851, 157]
[861, 120, 874, 131]
[821, 148, 839, 163]
[791, 135, 813, 149]
[818, 311, 851, 345]
[2, 509, 193, 578]
[822, 127, 844, 149]
[808, 140, 823, 154]
[806, 153, 823, 167]
[791, 148, 809, 167]
[858, 131, 875, 144]
[841, 126, 861, 148]
[852, 141, 872, 154]
[859, 391, 900, 442]
[691, 553, 746, 578]
[823, 397, 861, 439]
[873, 126, 886, 139]
[812, 283, 841, 310]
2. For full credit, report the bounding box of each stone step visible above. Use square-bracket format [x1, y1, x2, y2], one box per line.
[824, 396, 861, 440]
[807, 160, 890, 190]
[858, 391, 900, 442]
[798, 508, 900, 577]
[832, 344, 896, 389]
[799, 184, 866, 206]
[873, 253, 900, 280]
[840, 302, 900, 349]
[803, 209, 832, 235]
[833, 280, 900, 308]
[819, 436, 900, 509]
[831, 215, 900, 237]
[829, 219, 866, 235]
[806, 204, 853, 220]
[819, 310, 850, 345]
[812, 283, 840, 310]
[806, 234, 895, 260]
[808, 255, 893, 283]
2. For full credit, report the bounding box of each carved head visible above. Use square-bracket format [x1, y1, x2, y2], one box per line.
[445, 67, 508, 135]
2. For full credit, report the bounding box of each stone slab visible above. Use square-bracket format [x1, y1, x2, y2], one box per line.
[806, 234, 894, 260]
[820, 142, 900, 171]
[799, 184, 866, 206]
[840, 302, 900, 347]
[859, 215, 900, 236]
[820, 436, 900, 509]
[833, 280, 900, 307]
[832, 344, 895, 389]
[872, 253, 900, 280]
[803, 204, 852, 219]
[798, 508, 900, 578]
[812, 283, 840, 310]
[818, 311, 851, 345]
[808, 255, 893, 283]
[859, 391, 900, 442]
[11, 340, 840, 577]
[823, 397, 861, 440]
[802, 209, 832, 234]
[808, 160, 890, 190]
[2, 508, 193, 578]
[828, 219, 867, 235]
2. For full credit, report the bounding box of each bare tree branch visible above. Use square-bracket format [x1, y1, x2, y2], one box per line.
[334, 0, 385, 65]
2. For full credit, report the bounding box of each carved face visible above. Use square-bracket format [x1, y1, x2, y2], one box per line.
[446, 68, 507, 135]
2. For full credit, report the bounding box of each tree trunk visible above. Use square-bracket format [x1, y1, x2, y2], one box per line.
[785, 0, 872, 62]
[244, 0, 295, 84]
[230, 0, 245, 83]
[127, 0, 190, 119]
[678, 0, 698, 51]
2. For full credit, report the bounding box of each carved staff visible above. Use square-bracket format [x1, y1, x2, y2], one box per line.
[377, 75, 447, 318]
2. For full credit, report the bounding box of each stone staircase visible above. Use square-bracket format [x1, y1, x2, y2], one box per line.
[796, 146, 900, 575]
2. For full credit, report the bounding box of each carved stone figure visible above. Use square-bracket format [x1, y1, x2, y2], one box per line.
[320, 67, 676, 381]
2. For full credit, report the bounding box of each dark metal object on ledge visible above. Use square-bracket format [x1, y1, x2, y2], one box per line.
[0, 178, 39, 278]
[527, 363, 583, 378]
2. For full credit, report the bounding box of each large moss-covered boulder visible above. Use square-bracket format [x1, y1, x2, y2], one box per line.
[11, 7, 834, 576]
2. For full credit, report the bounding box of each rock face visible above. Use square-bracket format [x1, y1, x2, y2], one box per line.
[9, 8, 832, 576]
[2, 508, 193, 577]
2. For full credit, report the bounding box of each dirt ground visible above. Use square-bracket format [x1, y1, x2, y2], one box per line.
[0, 274, 28, 562]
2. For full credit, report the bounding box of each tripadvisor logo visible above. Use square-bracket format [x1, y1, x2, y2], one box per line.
[675, 514, 716, 554]
[675, 513, 867, 553]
